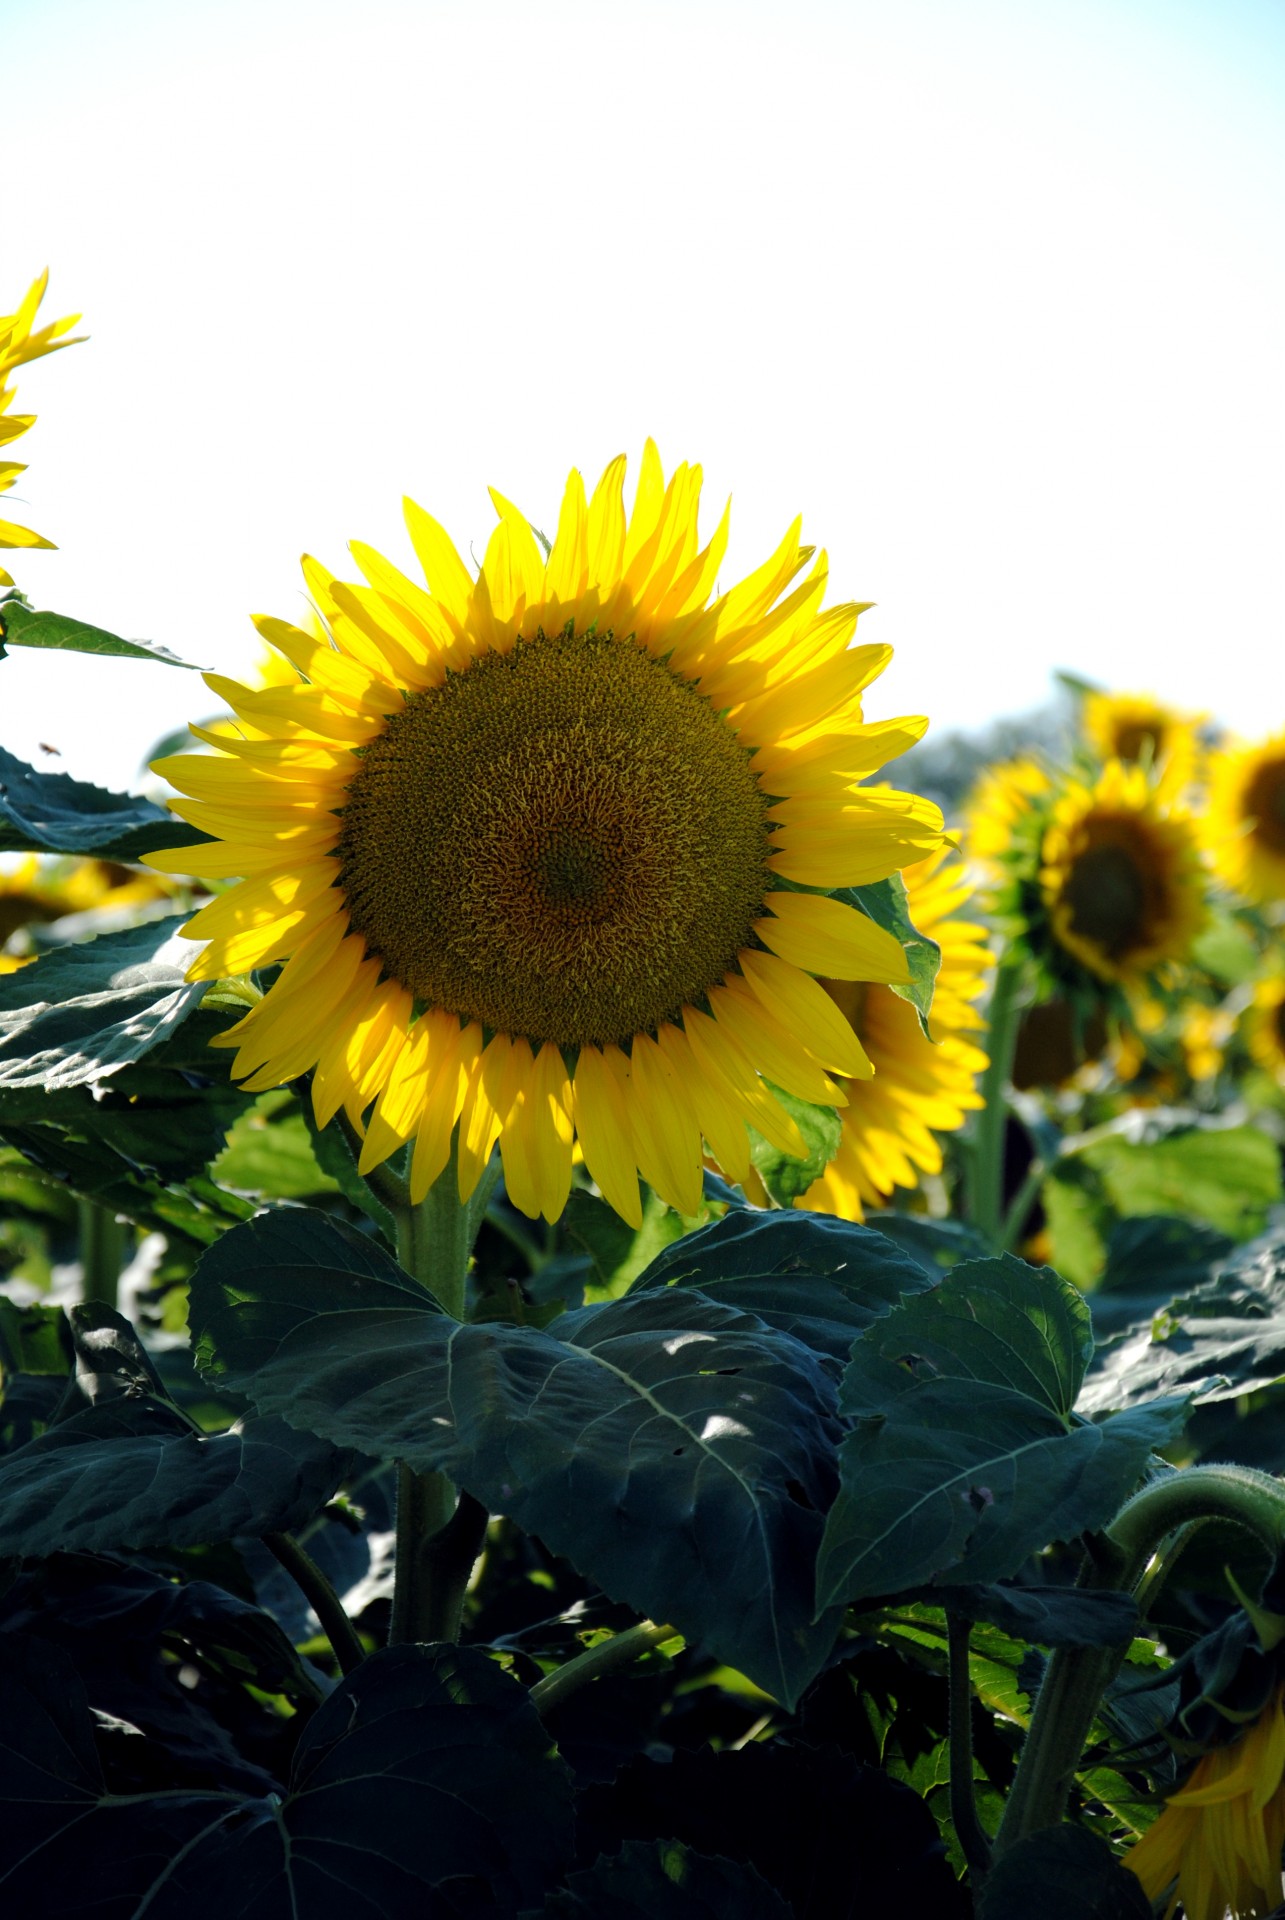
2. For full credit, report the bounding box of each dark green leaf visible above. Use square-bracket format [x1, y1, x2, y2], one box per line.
[924, 1582, 1139, 1647]
[0, 916, 208, 1088]
[748, 1086, 841, 1202]
[1078, 1113, 1282, 1240]
[191, 1208, 846, 1705]
[977, 1826, 1151, 1919]
[0, 744, 207, 859]
[0, 1404, 344, 1556]
[863, 1209, 992, 1273]
[841, 871, 940, 1028]
[1099, 1215, 1235, 1297]
[0, 1297, 70, 1377]
[299, 1095, 395, 1243]
[542, 1841, 792, 1918]
[563, 1185, 691, 1297]
[0, 594, 196, 667]
[634, 1208, 935, 1360]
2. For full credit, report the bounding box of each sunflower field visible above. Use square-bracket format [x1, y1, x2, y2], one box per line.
[4, 276, 1285, 1920]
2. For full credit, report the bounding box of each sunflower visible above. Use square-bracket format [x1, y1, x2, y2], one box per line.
[1123, 1682, 1285, 1920]
[802, 846, 991, 1219]
[1247, 976, 1285, 1087]
[964, 755, 1052, 873]
[147, 445, 944, 1225]
[0, 855, 173, 968]
[0, 271, 82, 584]
[1039, 760, 1206, 988]
[1082, 689, 1202, 794]
[1206, 734, 1285, 908]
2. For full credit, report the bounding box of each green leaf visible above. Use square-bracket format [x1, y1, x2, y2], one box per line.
[1043, 1165, 1110, 1289]
[0, 915, 208, 1089]
[917, 1582, 1140, 1648]
[748, 1085, 841, 1203]
[0, 1297, 70, 1378]
[214, 1093, 342, 1201]
[190, 1208, 847, 1705]
[633, 1208, 935, 1361]
[1098, 1215, 1235, 1297]
[0, 1404, 345, 1556]
[976, 1826, 1151, 1919]
[563, 1186, 692, 1298]
[863, 1210, 992, 1274]
[841, 872, 941, 1029]
[1190, 910, 1261, 987]
[0, 593, 196, 668]
[816, 1257, 1190, 1608]
[0, 1639, 575, 1914]
[0, 744, 207, 859]
[299, 1094, 394, 1243]
[1078, 1113, 1282, 1240]
[543, 1841, 793, 1918]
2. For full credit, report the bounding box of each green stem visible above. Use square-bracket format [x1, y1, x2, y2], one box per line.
[947, 1612, 992, 1880]
[999, 1158, 1045, 1254]
[967, 958, 1024, 1243]
[529, 1621, 677, 1717]
[263, 1530, 365, 1676]
[77, 1199, 129, 1309]
[994, 1466, 1285, 1857]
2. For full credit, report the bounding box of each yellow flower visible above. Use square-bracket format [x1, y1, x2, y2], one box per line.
[1206, 733, 1285, 907]
[801, 846, 991, 1219]
[1247, 976, 1285, 1086]
[1123, 1683, 1285, 1920]
[1040, 760, 1206, 987]
[1082, 689, 1203, 794]
[0, 855, 173, 965]
[0, 271, 82, 584]
[1182, 1000, 1235, 1084]
[147, 444, 944, 1226]
[965, 755, 1052, 872]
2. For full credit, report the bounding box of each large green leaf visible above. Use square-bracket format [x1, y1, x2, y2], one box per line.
[863, 1210, 992, 1274]
[816, 1257, 1190, 1609]
[0, 916, 208, 1089]
[0, 594, 196, 668]
[841, 871, 941, 1028]
[1077, 1113, 1282, 1240]
[976, 1827, 1151, 1919]
[633, 1208, 935, 1361]
[0, 1639, 575, 1916]
[0, 744, 206, 859]
[191, 1208, 846, 1705]
[0, 1403, 345, 1557]
[542, 1841, 792, 1918]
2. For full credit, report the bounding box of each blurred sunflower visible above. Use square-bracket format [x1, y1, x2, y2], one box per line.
[148, 444, 943, 1225]
[1246, 975, 1285, 1086]
[1082, 689, 1202, 794]
[802, 846, 991, 1219]
[0, 855, 173, 971]
[1206, 733, 1285, 908]
[0, 271, 82, 583]
[965, 755, 1051, 873]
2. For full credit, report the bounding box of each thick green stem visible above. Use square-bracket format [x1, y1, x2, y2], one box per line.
[263, 1531, 365, 1676]
[967, 958, 1023, 1243]
[999, 1158, 1045, 1254]
[947, 1612, 992, 1880]
[387, 1138, 500, 1644]
[994, 1466, 1285, 1857]
[77, 1199, 129, 1309]
[529, 1621, 677, 1717]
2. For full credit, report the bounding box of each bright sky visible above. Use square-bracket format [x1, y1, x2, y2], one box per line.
[3, 0, 1283, 795]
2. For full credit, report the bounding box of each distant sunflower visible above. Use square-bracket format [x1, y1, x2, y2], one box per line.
[802, 847, 991, 1219]
[965, 755, 1051, 872]
[148, 445, 943, 1225]
[0, 271, 82, 583]
[1206, 733, 1285, 907]
[0, 855, 173, 968]
[1040, 760, 1206, 988]
[1247, 976, 1285, 1086]
[1124, 1682, 1285, 1920]
[1082, 689, 1202, 794]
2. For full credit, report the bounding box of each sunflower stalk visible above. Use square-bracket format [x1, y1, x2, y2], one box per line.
[966, 954, 1024, 1243]
[994, 1466, 1285, 1857]
[946, 1612, 992, 1879]
[77, 1198, 128, 1310]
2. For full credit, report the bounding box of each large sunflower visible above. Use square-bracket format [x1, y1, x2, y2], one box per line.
[1205, 733, 1285, 907]
[1081, 689, 1202, 795]
[0, 271, 82, 583]
[802, 846, 991, 1219]
[148, 445, 943, 1225]
[1039, 759, 1206, 988]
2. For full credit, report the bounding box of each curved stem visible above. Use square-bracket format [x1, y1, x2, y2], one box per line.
[967, 957, 1024, 1243]
[947, 1612, 992, 1880]
[530, 1621, 677, 1717]
[263, 1530, 365, 1676]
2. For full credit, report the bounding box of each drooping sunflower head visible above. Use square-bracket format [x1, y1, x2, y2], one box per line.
[1081, 689, 1202, 794]
[148, 445, 944, 1225]
[0, 271, 82, 584]
[1205, 732, 1285, 908]
[1039, 759, 1207, 989]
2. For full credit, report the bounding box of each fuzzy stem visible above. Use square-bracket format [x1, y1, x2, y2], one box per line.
[967, 958, 1023, 1243]
[77, 1199, 129, 1310]
[529, 1621, 677, 1717]
[263, 1530, 365, 1676]
[947, 1612, 993, 1880]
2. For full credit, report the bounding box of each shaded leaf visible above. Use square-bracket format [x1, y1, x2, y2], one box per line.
[840, 872, 940, 1028]
[923, 1582, 1139, 1648]
[863, 1209, 992, 1274]
[0, 1298, 70, 1378]
[540, 1840, 792, 1918]
[563, 1186, 689, 1298]
[0, 595, 196, 668]
[634, 1207, 935, 1361]
[977, 1825, 1151, 1919]
[0, 744, 206, 859]
[215, 1095, 342, 1202]
[191, 1208, 846, 1705]
[748, 1087, 841, 1204]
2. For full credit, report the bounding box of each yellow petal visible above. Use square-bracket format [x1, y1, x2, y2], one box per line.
[628, 1031, 704, 1217]
[756, 892, 910, 983]
[572, 1044, 642, 1229]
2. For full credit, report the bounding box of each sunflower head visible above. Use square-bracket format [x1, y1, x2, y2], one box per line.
[1082, 689, 1202, 794]
[0, 271, 83, 584]
[1246, 975, 1285, 1087]
[1206, 733, 1285, 908]
[149, 444, 943, 1226]
[0, 855, 173, 963]
[964, 755, 1052, 873]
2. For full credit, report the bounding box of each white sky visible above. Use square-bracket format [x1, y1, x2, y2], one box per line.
[3, 0, 1283, 795]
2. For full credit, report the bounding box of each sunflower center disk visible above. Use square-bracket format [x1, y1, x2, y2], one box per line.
[1248, 759, 1285, 855]
[1063, 834, 1151, 958]
[336, 628, 772, 1048]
